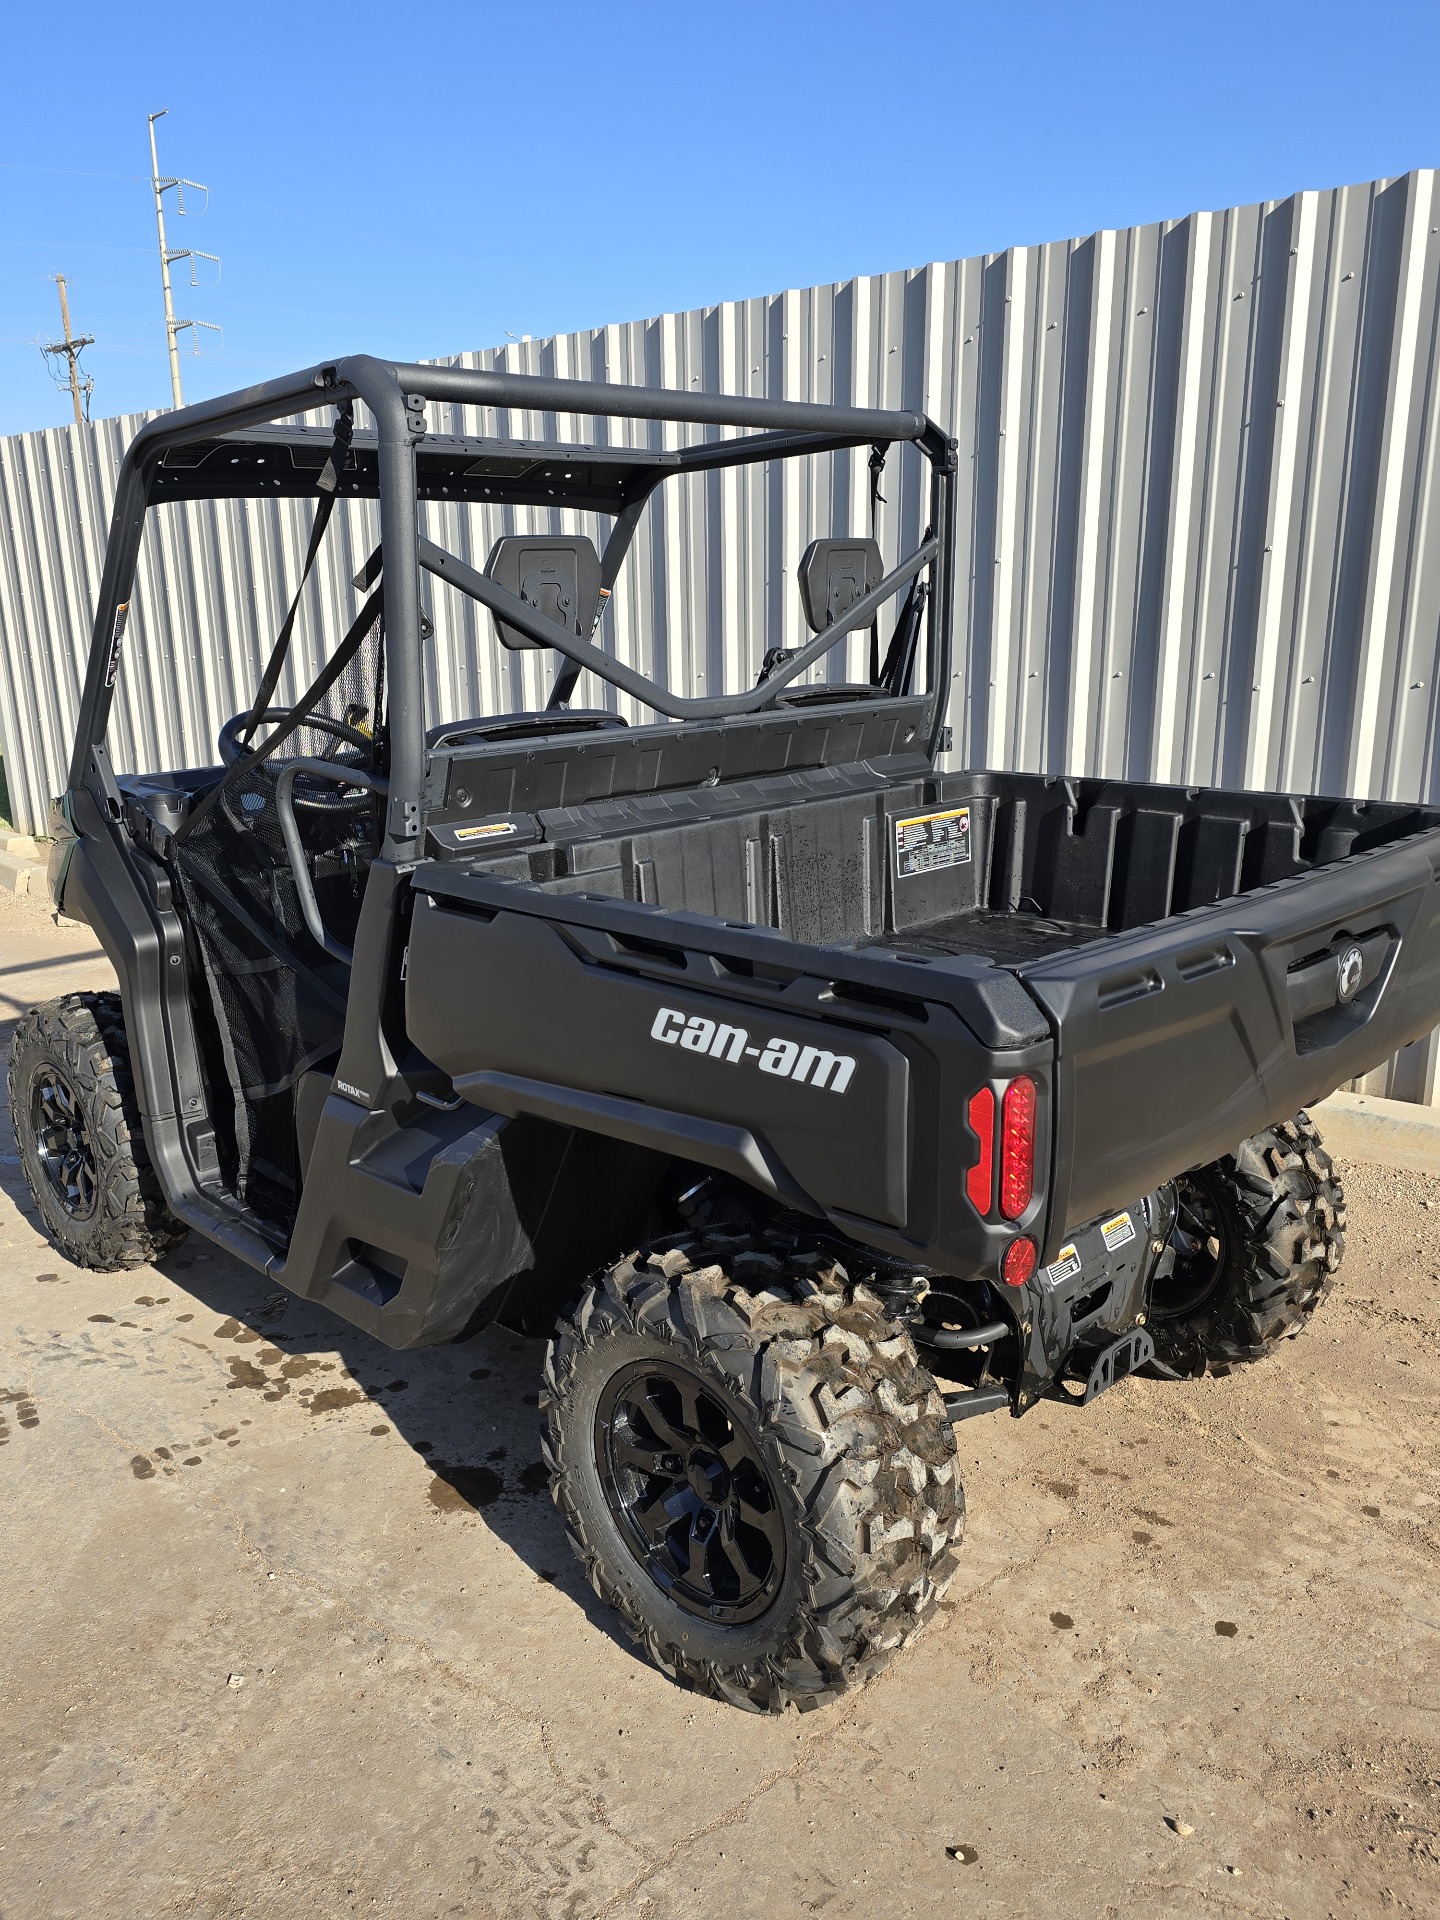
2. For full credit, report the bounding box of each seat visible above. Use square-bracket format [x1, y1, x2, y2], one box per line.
[484, 534, 602, 650]
[797, 537, 883, 632]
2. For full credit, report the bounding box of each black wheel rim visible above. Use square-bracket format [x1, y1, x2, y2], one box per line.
[29, 1066, 99, 1221]
[596, 1360, 787, 1625]
[1151, 1173, 1228, 1321]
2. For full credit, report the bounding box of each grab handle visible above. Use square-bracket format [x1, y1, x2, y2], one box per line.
[274, 757, 389, 965]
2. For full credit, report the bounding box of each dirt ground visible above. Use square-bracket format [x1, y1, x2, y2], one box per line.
[1, 886, 1437, 1920]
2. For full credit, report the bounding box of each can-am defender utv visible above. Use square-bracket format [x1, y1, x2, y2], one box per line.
[14, 358, 1440, 1711]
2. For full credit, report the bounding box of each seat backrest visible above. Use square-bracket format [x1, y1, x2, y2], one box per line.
[484, 534, 602, 651]
[797, 537, 883, 631]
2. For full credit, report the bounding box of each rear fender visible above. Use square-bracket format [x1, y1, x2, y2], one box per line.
[404, 883, 1055, 1275]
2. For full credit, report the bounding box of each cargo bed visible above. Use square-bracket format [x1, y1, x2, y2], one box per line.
[415, 761, 1440, 1250]
[426, 760, 1440, 959]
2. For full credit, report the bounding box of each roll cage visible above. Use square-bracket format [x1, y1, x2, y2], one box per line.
[71, 355, 958, 853]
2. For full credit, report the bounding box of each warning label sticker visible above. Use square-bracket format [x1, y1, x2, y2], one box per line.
[1100, 1211, 1137, 1254]
[454, 821, 519, 843]
[104, 602, 130, 689]
[1044, 1242, 1083, 1285]
[894, 805, 971, 877]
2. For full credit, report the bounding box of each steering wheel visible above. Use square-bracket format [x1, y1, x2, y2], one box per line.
[217, 708, 378, 816]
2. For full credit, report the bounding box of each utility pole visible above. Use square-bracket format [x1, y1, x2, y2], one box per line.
[147, 110, 221, 409]
[40, 274, 94, 426]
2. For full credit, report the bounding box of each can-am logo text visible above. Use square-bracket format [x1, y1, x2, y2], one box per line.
[650, 1007, 856, 1093]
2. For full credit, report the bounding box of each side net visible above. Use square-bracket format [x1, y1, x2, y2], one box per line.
[167, 604, 387, 1228]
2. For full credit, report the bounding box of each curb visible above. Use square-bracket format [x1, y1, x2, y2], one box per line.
[0, 848, 46, 896]
[1312, 1089, 1440, 1176]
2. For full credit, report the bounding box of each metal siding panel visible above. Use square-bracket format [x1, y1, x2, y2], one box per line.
[3, 173, 1440, 1103]
[1151, 213, 1213, 783]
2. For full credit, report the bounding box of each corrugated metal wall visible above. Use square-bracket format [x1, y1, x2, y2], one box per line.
[1, 169, 1438, 1103]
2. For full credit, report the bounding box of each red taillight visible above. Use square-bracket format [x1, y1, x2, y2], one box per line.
[999, 1075, 1037, 1219]
[1002, 1236, 1037, 1286]
[966, 1087, 995, 1213]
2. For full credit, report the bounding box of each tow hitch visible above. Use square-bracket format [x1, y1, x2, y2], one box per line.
[1078, 1326, 1155, 1404]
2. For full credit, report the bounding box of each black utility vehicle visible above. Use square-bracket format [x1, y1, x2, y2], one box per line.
[13, 360, 1440, 1709]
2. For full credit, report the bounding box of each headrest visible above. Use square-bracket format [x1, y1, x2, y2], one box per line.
[797, 537, 883, 632]
[484, 534, 602, 651]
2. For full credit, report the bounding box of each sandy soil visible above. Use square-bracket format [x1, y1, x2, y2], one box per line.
[0, 891, 1436, 1919]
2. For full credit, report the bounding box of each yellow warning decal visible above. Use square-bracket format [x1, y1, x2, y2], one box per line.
[1044, 1242, 1082, 1284]
[893, 805, 971, 877]
[454, 821, 519, 842]
[1100, 1212, 1137, 1253]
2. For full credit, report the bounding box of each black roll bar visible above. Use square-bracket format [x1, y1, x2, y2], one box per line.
[71, 355, 956, 863]
[117, 355, 933, 462]
[398, 358, 930, 443]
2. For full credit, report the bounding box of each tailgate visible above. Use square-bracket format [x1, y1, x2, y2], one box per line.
[1020, 830, 1440, 1236]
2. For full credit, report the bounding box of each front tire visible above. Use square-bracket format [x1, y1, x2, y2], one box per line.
[1148, 1112, 1345, 1376]
[542, 1233, 963, 1712]
[8, 992, 186, 1270]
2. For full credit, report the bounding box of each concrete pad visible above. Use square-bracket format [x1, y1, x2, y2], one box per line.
[2, 894, 1438, 1919]
[1313, 1087, 1440, 1174]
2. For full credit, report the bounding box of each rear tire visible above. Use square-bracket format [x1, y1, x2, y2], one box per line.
[541, 1232, 963, 1712]
[1148, 1112, 1344, 1377]
[8, 992, 187, 1270]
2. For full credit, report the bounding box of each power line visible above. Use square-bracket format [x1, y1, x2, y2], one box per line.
[147, 110, 221, 409]
[38, 273, 94, 426]
[0, 162, 150, 181]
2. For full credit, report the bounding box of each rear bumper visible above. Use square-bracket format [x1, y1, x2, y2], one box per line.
[1022, 828, 1440, 1243]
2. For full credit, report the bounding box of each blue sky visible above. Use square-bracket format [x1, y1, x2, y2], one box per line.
[1, 0, 1436, 435]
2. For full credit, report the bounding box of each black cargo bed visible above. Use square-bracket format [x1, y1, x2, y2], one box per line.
[430, 758, 1440, 965]
[858, 909, 1117, 964]
[418, 758, 1440, 1242]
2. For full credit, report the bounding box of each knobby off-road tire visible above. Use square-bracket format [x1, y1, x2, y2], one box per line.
[542, 1235, 964, 1712]
[8, 992, 186, 1270]
[1149, 1112, 1345, 1377]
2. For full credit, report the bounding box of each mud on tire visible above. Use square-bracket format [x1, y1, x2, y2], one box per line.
[541, 1233, 964, 1712]
[8, 992, 186, 1270]
[1149, 1111, 1345, 1377]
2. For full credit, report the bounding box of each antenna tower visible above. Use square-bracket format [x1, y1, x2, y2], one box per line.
[147, 109, 221, 408]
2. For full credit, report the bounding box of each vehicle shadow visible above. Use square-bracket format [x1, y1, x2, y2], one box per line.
[154, 1232, 649, 1662]
[0, 1091, 649, 1677]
